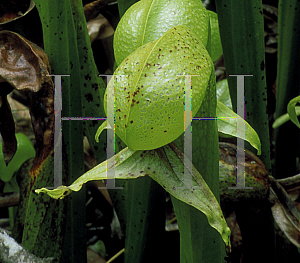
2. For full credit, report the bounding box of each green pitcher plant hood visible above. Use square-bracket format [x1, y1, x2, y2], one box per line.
[114, 0, 210, 66]
[100, 25, 214, 151]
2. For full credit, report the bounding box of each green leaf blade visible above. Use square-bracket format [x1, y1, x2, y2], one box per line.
[152, 144, 231, 249]
[216, 78, 233, 110]
[273, 106, 300, 129]
[217, 100, 261, 155]
[287, 95, 300, 129]
[35, 147, 144, 199]
[207, 10, 223, 61]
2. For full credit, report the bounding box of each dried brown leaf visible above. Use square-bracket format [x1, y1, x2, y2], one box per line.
[0, 30, 51, 92]
[84, 0, 115, 21]
[0, 0, 35, 25]
[0, 30, 54, 169]
[269, 177, 300, 248]
[277, 173, 300, 201]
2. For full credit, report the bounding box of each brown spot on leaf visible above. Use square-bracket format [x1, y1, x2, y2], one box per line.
[84, 74, 91, 80]
[85, 93, 93, 102]
[92, 83, 98, 90]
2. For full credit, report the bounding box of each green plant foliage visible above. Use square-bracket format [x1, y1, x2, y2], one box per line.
[117, 0, 140, 18]
[0, 133, 35, 182]
[113, 0, 209, 65]
[216, 79, 262, 148]
[120, 176, 166, 263]
[207, 10, 223, 61]
[34, 1, 89, 261]
[4, 176, 20, 229]
[35, 143, 231, 248]
[96, 87, 262, 154]
[217, 101, 261, 155]
[273, 106, 300, 129]
[215, 1, 276, 261]
[275, 0, 300, 181]
[287, 95, 300, 129]
[98, 25, 214, 150]
[18, 154, 66, 260]
[216, 78, 232, 109]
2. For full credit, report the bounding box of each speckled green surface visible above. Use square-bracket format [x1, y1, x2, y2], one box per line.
[105, 25, 213, 150]
[113, 0, 209, 65]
